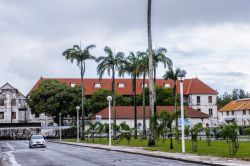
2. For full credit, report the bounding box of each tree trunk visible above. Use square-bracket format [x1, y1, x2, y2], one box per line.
[170, 125, 173, 149]
[147, 0, 156, 146]
[133, 75, 138, 139]
[80, 61, 85, 140]
[112, 66, 116, 137]
[142, 72, 146, 139]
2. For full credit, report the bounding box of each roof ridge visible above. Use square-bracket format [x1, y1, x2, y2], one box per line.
[186, 79, 192, 94]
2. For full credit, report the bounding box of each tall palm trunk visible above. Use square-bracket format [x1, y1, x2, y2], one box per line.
[80, 61, 85, 140]
[147, 0, 156, 146]
[133, 74, 138, 139]
[112, 66, 116, 137]
[142, 71, 146, 139]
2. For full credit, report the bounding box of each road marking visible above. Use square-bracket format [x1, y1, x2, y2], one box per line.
[6, 143, 15, 151]
[6, 151, 21, 166]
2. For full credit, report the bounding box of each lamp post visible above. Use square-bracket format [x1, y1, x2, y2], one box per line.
[76, 106, 80, 143]
[59, 112, 62, 142]
[107, 96, 112, 147]
[178, 70, 186, 154]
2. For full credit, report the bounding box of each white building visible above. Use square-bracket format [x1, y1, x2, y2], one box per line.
[218, 98, 250, 126]
[90, 106, 210, 129]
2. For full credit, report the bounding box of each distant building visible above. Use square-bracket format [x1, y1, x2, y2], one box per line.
[0, 83, 28, 123]
[30, 77, 218, 127]
[218, 98, 250, 126]
[89, 106, 210, 129]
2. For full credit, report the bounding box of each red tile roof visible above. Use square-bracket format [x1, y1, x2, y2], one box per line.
[219, 98, 250, 112]
[90, 106, 209, 120]
[30, 77, 217, 96]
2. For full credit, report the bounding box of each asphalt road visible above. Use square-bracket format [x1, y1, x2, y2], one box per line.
[0, 140, 205, 166]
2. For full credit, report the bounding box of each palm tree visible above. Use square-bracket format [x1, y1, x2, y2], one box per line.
[120, 52, 141, 139]
[147, 0, 156, 146]
[159, 110, 180, 149]
[96, 47, 125, 136]
[152, 47, 173, 84]
[163, 68, 186, 140]
[137, 52, 149, 138]
[63, 44, 96, 140]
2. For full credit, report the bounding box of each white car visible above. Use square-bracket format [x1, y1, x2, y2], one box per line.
[29, 135, 46, 148]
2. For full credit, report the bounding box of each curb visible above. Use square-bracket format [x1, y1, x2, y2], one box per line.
[49, 141, 225, 166]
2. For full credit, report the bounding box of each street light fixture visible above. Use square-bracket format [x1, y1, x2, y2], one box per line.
[107, 96, 112, 147]
[59, 112, 62, 142]
[178, 70, 186, 154]
[76, 106, 80, 143]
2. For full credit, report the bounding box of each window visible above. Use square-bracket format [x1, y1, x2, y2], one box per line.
[188, 96, 191, 104]
[209, 109, 213, 116]
[243, 110, 246, 115]
[0, 99, 4, 106]
[96, 115, 102, 121]
[221, 112, 223, 116]
[94, 83, 101, 88]
[232, 111, 234, 116]
[0, 112, 4, 119]
[208, 96, 212, 103]
[118, 83, 125, 88]
[227, 111, 229, 116]
[70, 83, 77, 88]
[11, 112, 16, 119]
[141, 83, 148, 88]
[197, 96, 200, 105]
[164, 83, 170, 88]
[11, 99, 16, 106]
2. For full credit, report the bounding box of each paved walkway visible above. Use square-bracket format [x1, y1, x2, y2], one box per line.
[52, 141, 250, 166]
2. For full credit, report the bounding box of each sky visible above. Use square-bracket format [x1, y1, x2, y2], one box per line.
[0, 0, 250, 95]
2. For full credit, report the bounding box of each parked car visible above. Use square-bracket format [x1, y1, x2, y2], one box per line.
[29, 135, 46, 148]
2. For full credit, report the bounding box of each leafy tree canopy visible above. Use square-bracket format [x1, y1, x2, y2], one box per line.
[28, 80, 81, 122]
[217, 88, 250, 108]
[137, 86, 177, 106]
[86, 89, 132, 114]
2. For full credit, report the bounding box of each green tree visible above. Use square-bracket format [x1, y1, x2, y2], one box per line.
[205, 127, 212, 146]
[190, 123, 203, 152]
[221, 122, 239, 157]
[120, 52, 142, 139]
[163, 68, 186, 141]
[63, 44, 96, 140]
[28, 80, 81, 125]
[184, 126, 190, 140]
[97, 47, 125, 136]
[137, 86, 175, 106]
[137, 51, 149, 139]
[159, 110, 180, 149]
[86, 89, 132, 114]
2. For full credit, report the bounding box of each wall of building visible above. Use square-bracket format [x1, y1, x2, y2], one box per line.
[218, 110, 250, 126]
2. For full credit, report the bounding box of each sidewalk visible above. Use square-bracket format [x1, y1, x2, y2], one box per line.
[51, 141, 250, 166]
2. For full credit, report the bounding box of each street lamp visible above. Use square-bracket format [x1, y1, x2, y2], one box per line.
[107, 96, 112, 147]
[178, 70, 186, 154]
[59, 112, 62, 142]
[76, 106, 80, 143]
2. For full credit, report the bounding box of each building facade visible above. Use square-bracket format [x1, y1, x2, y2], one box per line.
[30, 77, 218, 127]
[0, 83, 28, 123]
[90, 106, 210, 129]
[218, 98, 250, 126]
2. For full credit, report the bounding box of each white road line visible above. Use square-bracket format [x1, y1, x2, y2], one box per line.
[6, 143, 15, 151]
[6, 151, 21, 166]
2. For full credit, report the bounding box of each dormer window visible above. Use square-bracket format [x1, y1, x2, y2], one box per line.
[94, 83, 101, 88]
[70, 83, 77, 88]
[164, 83, 170, 88]
[118, 83, 125, 88]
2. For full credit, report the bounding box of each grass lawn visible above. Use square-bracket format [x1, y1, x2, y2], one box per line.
[63, 138, 250, 160]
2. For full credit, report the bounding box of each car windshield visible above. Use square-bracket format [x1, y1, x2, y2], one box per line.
[31, 135, 44, 139]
